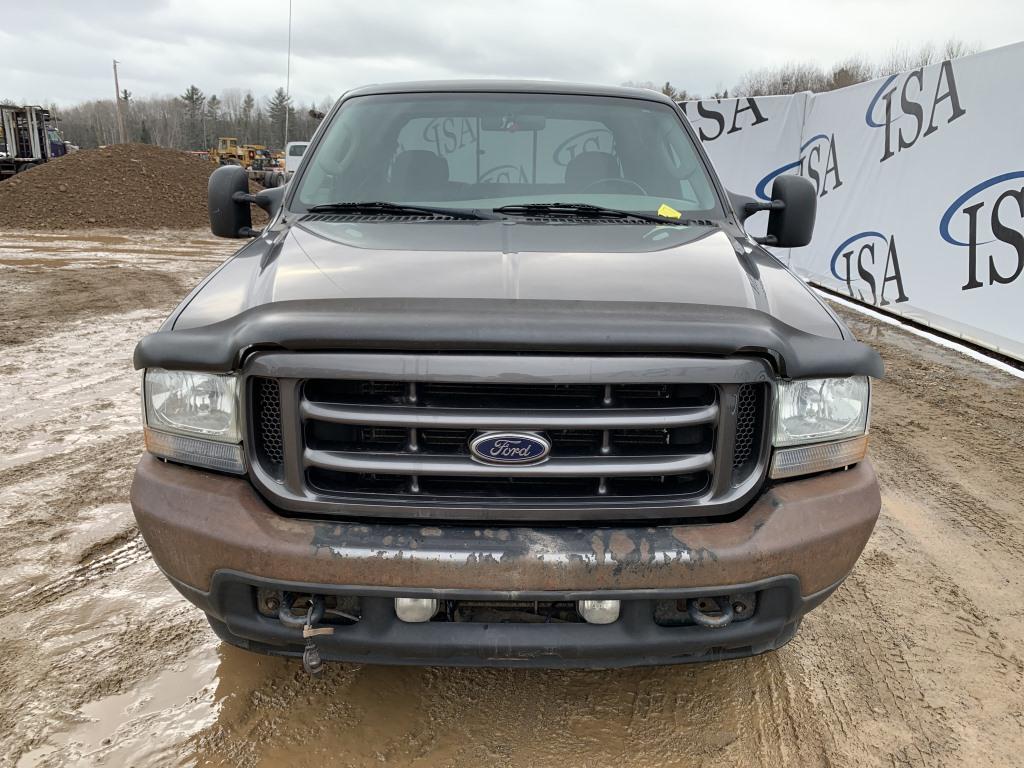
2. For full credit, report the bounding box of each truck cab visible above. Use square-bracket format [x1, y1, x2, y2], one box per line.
[131, 81, 881, 672]
[0, 105, 65, 179]
[284, 140, 309, 176]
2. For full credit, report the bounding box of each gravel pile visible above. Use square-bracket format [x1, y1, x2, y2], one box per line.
[0, 143, 247, 230]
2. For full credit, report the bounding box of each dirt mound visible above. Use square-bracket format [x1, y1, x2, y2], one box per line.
[0, 144, 227, 230]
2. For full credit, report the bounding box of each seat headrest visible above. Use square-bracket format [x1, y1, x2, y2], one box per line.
[564, 151, 621, 187]
[390, 150, 450, 199]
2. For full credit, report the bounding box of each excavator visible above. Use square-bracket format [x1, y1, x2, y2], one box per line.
[209, 138, 283, 185]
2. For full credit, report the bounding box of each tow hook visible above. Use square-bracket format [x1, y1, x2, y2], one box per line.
[687, 596, 735, 628]
[279, 593, 334, 677]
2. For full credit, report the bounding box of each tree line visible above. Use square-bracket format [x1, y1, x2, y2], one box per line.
[51, 86, 334, 151]
[628, 39, 977, 102]
[47, 40, 977, 151]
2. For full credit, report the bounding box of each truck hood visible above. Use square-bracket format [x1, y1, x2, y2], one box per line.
[172, 218, 843, 339]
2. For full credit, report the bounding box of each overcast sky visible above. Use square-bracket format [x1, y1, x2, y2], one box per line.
[4, 0, 1023, 107]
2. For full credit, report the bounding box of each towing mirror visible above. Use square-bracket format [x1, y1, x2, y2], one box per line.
[733, 175, 817, 248]
[208, 165, 253, 238]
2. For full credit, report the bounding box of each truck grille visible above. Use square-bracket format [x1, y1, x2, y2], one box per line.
[246, 354, 771, 522]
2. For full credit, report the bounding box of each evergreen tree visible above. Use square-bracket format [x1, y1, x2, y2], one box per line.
[178, 84, 205, 150]
[206, 94, 222, 141]
[266, 87, 292, 148]
[241, 92, 255, 143]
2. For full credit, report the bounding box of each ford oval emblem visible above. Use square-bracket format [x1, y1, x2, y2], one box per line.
[469, 432, 551, 466]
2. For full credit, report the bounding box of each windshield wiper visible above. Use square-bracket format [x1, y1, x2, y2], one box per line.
[492, 202, 704, 226]
[306, 201, 499, 220]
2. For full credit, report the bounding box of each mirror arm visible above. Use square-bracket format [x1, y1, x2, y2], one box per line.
[232, 190, 273, 213]
[752, 234, 779, 246]
[744, 199, 785, 215]
[230, 190, 274, 237]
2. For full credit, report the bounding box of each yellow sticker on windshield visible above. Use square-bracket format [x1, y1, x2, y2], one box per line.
[657, 203, 682, 219]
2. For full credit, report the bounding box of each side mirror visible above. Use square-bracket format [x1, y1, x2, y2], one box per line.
[733, 175, 817, 248]
[208, 165, 253, 238]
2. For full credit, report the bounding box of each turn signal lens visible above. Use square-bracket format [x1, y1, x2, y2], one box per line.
[769, 435, 868, 479]
[144, 427, 245, 474]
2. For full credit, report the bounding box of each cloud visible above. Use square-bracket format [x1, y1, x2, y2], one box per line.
[3, 0, 1021, 106]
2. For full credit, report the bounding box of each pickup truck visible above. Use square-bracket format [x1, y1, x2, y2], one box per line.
[131, 81, 882, 673]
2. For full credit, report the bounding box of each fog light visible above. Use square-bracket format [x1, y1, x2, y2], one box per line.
[395, 597, 439, 622]
[577, 599, 620, 624]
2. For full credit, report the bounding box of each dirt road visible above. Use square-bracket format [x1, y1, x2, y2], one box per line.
[1, 230, 1022, 767]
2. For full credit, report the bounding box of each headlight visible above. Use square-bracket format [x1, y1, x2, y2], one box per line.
[774, 376, 869, 447]
[143, 369, 244, 473]
[145, 369, 239, 440]
[770, 376, 870, 479]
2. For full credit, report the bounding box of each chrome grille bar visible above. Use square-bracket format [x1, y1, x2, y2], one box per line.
[304, 448, 714, 477]
[299, 401, 719, 430]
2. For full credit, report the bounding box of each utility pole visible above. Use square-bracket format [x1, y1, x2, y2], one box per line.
[112, 59, 127, 144]
[283, 0, 292, 147]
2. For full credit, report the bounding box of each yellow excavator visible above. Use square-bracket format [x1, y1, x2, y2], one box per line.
[210, 138, 284, 185]
[209, 137, 246, 166]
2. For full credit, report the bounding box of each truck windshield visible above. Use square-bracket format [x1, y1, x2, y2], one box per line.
[292, 92, 722, 217]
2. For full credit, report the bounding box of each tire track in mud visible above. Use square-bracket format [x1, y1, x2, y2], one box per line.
[3, 534, 149, 618]
[870, 424, 1024, 561]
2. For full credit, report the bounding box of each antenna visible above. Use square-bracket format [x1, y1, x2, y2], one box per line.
[284, 0, 293, 147]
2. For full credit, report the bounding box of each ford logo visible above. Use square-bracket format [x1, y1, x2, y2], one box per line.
[469, 432, 551, 466]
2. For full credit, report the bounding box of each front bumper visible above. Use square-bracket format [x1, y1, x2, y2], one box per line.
[131, 454, 880, 667]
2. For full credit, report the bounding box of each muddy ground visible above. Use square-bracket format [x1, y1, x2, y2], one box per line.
[1, 230, 1022, 767]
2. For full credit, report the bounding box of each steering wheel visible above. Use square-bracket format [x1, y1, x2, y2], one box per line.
[582, 178, 648, 195]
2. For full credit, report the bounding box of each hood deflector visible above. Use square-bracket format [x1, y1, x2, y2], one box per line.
[133, 298, 883, 379]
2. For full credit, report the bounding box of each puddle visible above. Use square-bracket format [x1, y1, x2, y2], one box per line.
[17, 644, 222, 768]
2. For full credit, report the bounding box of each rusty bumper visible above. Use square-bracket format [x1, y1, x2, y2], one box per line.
[131, 454, 879, 597]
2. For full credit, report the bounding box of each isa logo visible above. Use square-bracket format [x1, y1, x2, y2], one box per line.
[831, 232, 910, 306]
[680, 97, 769, 142]
[755, 133, 842, 201]
[865, 60, 966, 163]
[940, 172, 1024, 290]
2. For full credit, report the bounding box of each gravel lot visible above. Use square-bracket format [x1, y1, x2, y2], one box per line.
[1, 230, 1022, 767]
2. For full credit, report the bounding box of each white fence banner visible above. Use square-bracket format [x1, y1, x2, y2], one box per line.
[685, 42, 1024, 362]
[680, 93, 806, 239]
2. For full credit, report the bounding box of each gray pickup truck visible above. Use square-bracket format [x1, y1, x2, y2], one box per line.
[131, 81, 882, 673]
